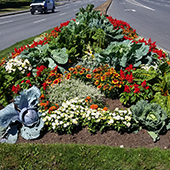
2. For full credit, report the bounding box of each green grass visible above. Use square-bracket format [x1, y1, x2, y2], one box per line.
[0, 6, 30, 14]
[0, 143, 170, 169]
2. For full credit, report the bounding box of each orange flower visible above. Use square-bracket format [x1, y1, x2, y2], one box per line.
[68, 67, 74, 71]
[112, 79, 119, 84]
[97, 84, 102, 89]
[76, 65, 82, 69]
[53, 79, 59, 85]
[94, 80, 99, 85]
[55, 103, 59, 109]
[86, 68, 91, 72]
[103, 107, 108, 111]
[109, 86, 114, 91]
[90, 104, 98, 110]
[101, 75, 106, 81]
[49, 72, 56, 77]
[86, 74, 92, 79]
[79, 70, 84, 74]
[40, 94, 45, 100]
[114, 73, 119, 78]
[46, 79, 52, 84]
[81, 67, 86, 70]
[86, 96, 91, 100]
[73, 71, 78, 75]
[103, 84, 109, 90]
[48, 106, 57, 113]
[65, 73, 71, 80]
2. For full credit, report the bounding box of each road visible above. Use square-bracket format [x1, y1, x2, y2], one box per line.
[107, 0, 170, 54]
[0, 0, 107, 51]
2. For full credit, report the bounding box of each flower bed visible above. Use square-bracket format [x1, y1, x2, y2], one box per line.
[0, 4, 170, 144]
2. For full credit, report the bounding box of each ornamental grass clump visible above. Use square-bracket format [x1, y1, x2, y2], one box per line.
[46, 78, 104, 107]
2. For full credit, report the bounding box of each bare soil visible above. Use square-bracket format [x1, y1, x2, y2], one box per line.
[15, 98, 170, 150]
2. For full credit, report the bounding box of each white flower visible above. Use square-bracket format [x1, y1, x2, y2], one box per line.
[108, 119, 114, 124]
[72, 119, 78, 125]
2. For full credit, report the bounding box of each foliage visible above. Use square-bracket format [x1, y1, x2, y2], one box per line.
[94, 39, 159, 72]
[130, 100, 170, 142]
[119, 65, 154, 105]
[132, 62, 170, 117]
[46, 78, 104, 107]
[53, 4, 124, 63]
[0, 86, 44, 143]
[64, 64, 124, 99]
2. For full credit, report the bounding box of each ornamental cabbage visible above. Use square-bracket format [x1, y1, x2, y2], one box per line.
[0, 86, 44, 143]
[130, 100, 170, 142]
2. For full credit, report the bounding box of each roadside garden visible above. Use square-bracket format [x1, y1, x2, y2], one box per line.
[0, 4, 170, 145]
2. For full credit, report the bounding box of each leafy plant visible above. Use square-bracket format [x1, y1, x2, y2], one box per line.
[46, 78, 104, 107]
[132, 62, 170, 117]
[94, 39, 159, 72]
[119, 65, 154, 105]
[130, 100, 170, 142]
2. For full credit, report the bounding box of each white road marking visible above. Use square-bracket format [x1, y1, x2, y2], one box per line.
[125, 0, 155, 11]
[0, 20, 13, 25]
[124, 8, 136, 12]
[59, 12, 66, 16]
[33, 18, 46, 23]
[73, 9, 78, 11]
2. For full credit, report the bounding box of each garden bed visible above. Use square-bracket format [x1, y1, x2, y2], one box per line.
[16, 98, 170, 150]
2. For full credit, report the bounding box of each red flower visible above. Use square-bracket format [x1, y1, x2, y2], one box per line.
[21, 80, 24, 83]
[42, 82, 48, 90]
[126, 73, 134, 83]
[145, 86, 149, 90]
[26, 80, 31, 84]
[125, 64, 133, 71]
[54, 66, 58, 71]
[141, 80, 147, 88]
[36, 71, 41, 77]
[134, 87, 140, 93]
[12, 85, 21, 94]
[27, 73, 31, 77]
[120, 69, 125, 80]
[124, 85, 131, 93]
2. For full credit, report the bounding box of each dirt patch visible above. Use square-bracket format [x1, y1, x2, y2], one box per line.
[16, 98, 170, 150]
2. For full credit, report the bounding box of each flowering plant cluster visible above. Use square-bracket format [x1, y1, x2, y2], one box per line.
[64, 64, 124, 99]
[119, 64, 153, 105]
[41, 97, 132, 134]
[1, 4, 170, 143]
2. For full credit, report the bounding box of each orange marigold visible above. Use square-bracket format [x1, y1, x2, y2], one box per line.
[103, 107, 108, 111]
[86, 74, 92, 79]
[90, 104, 98, 110]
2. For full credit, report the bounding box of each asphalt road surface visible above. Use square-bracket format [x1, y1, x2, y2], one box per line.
[0, 0, 107, 51]
[108, 0, 170, 54]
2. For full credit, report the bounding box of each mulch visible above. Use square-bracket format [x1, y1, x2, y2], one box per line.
[14, 98, 170, 150]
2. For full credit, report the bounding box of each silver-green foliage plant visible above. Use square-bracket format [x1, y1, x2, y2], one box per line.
[130, 100, 170, 142]
[47, 78, 104, 107]
[94, 40, 159, 72]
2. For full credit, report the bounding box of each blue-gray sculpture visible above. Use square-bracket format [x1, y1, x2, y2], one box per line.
[0, 86, 44, 143]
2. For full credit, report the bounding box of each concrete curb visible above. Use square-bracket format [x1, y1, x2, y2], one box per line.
[94, 0, 112, 15]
